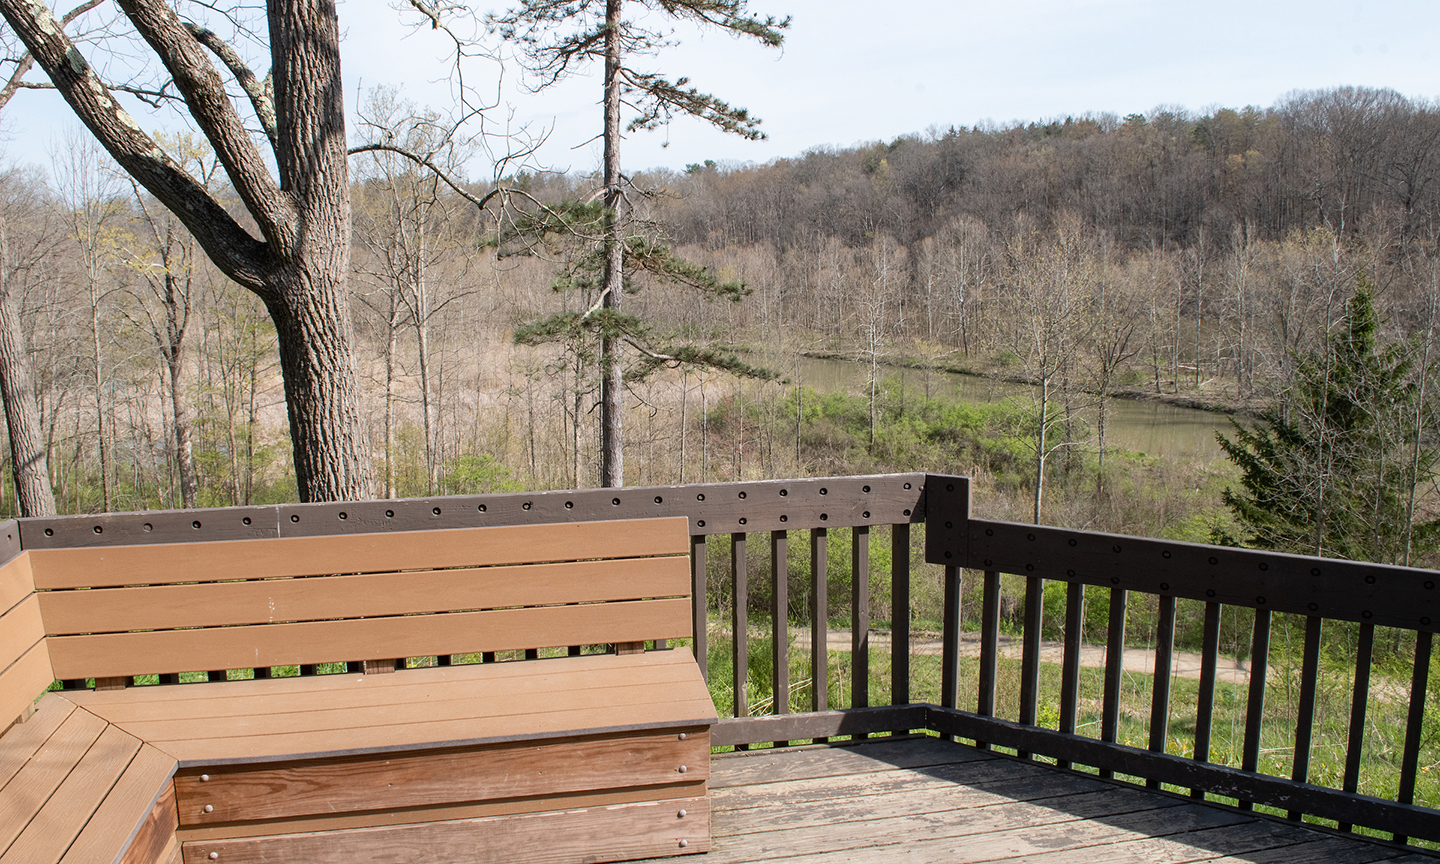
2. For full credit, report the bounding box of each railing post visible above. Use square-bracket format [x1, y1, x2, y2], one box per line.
[1057, 580, 1084, 770]
[852, 525, 870, 711]
[976, 570, 1000, 750]
[811, 526, 828, 714]
[732, 532, 747, 719]
[1017, 575, 1044, 760]
[1288, 616, 1323, 818]
[1239, 608, 1273, 810]
[1339, 622, 1375, 831]
[1192, 600, 1221, 798]
[771, 530, 789, 719]
[692, 534, 707, 681]
[1147, 594, 1176, 788]
[1395, 630, 1434, 845]
[891, 523, 910, 708]
[1099, 587, 1127, 779]
[941, 565, 961, 712]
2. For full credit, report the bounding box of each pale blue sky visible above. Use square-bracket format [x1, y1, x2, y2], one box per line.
[2, 0, 1437, 178]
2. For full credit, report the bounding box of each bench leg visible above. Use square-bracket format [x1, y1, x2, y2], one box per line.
[616, 642, 646, 655]
[363, 659, 397, 675]
[94, 677, 129, 691]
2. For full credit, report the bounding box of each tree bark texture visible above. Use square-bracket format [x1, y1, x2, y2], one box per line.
[599, 0, 624, 488]
[0, 0, 373, 502]
[0, 288, 54, 516]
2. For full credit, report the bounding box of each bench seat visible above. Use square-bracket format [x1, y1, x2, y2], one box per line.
[1, 515, 714, 864]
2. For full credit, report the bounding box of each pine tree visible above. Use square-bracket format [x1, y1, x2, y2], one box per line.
[1214, 284, 1440, 563]
[490, 0, 787, 487]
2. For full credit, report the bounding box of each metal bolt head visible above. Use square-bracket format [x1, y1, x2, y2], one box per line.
[678, 809, 687, 818]
[209, 853, 219, 860]
[678, 732, 687, 740]
[678, 765, 687, 773]
[679, 840, 688, 848]
[200, 774, 209, 782]
[203, 804, 214, 813]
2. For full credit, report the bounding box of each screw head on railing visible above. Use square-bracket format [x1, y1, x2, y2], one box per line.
[678, 809, 687, 818]
[678, 732, 687, 740]
[200, 774, 209, 782]
[209, 854, 219, 861]
[679, 840, 688, 848]
[204, 805, 214, 813]
[678, 765, 687, 773]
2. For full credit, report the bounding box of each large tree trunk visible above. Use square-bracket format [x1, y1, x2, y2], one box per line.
[599, 0, 624, 488]
[0, 289, 55, 516]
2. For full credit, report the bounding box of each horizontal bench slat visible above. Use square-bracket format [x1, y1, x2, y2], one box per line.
[182, 794, 710, 864]
[0, 555, 32, 622]
[68, 652, 715, 765]
[175, 728, 709, 825]
[69, 652, 705, 723]
[0, 708, 109, 856]
[39, 557, 689, 634]
[0, 697, 74, 792]
[48, 597, 692, 680]
[0, 642, 54, 736]
[57, 744, 176, 864]
[0, 723, 140, 864]
[29, 519, 690, 589]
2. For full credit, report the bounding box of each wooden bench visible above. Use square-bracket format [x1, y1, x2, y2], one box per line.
[0, 516, 715, 864]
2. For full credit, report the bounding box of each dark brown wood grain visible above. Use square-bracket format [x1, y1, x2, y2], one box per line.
[173, 728, 709, 825]
[948, 515, 1440, 632]
[17, 474, 928, 548]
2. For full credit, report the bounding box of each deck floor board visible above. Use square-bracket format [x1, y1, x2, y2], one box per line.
[646, 736, 1437, 864]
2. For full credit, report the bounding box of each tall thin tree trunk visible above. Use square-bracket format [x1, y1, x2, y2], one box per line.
[599, 0, 625, 487]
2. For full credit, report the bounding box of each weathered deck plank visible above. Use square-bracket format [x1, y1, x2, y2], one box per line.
[642, 736, 1437, 864]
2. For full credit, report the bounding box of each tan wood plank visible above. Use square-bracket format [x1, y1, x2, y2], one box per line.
[68, 650, 705, 722]
[0, 554, 32, 621]
[0, 695, 75, 791]
[30, 518, 690, 589]
[39, 556, 690, 634]
[712, 759, 1107, 814]
[0, 641, 57, 729]
[157, 836, 181, 864]
[0, 723, 142, 864]
[125, 676, 709, 745]
[710, 737, 989, 789]
[176, 728, 709, 825]
[0, 594, 44, 673]
[114, 780, 177, 864]
[155, 700, 716, 766]
[181, 795, 710, 864]
[981, 819, 1320, 864]
[47, 597, 693, 679]
[175, 781, 707, 842]
[0, 704, 107, 855]
[60, 745, 176, 864]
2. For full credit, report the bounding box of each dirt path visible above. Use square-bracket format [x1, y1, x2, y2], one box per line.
[783, 627, 1260, 685]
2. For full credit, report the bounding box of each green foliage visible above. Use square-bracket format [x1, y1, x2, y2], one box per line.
[440, 453, 524, 495]
[1214, 285, 1440, 563]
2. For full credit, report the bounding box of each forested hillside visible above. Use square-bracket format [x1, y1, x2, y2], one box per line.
[3, 85, 1438, 560]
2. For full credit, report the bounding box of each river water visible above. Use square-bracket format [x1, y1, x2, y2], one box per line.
[790, 356, 1233, 461]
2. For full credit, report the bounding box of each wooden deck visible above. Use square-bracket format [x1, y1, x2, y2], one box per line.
[653, 736, 1440, 864]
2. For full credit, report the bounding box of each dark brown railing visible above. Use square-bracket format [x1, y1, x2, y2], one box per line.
[18, 472, 1440, 846]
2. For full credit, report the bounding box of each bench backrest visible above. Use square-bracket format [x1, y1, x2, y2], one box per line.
[0, 550, 51, 725]
[30, 517, 693, 681]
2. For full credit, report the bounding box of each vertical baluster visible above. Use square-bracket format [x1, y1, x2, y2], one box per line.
[1394, 630, 1433, 846]
[892, 523, 911, 709]
[439, 654, 453, 666]
[1147, 594, 1177, 788]
[1338, 622, 1375, 831]
[1017, 575, 1043, 760]
[771, 530, 789, 719]
[1192, 601, 1222, 799]
[209, 669, 228, 682]
[1057, 580, 1084, 770]
[811, 527, 828, 714]
[732, 532, 748, 720]
[1287, 616, 1323, 819]
[852, 526, 870, 713]
[941, 566, 961, 711]
[481, 653, 496, 664]
[1239, 608, 1273, 811]
[692, 535, 708, 680]
[1100, 587, 1128, 779]
[252, 667, 269, 681]
[975, 570, 1000, 750]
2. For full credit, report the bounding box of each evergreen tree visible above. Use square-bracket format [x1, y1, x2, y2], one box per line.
[1215, 284, 1440, 563]
[490, 0, 787, 487]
